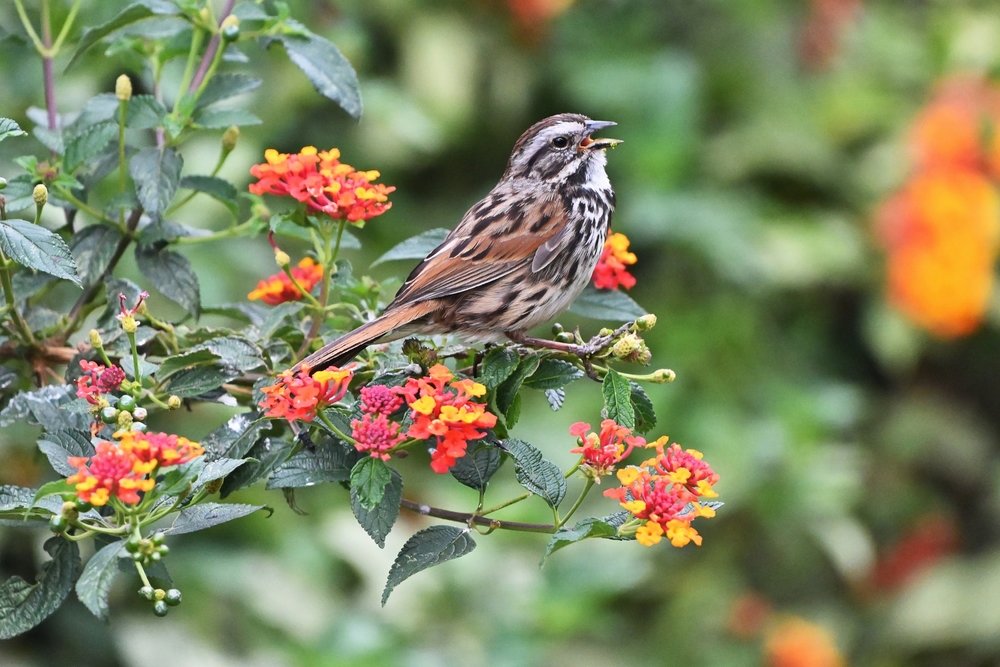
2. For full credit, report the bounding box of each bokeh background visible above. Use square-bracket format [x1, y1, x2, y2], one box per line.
[3, 0, 1000, 665]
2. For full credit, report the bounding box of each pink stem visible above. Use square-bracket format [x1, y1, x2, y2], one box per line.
[187, 0, 236, 93]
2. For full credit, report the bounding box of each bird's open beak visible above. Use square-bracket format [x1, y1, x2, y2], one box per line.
[580, 120, 622, 150]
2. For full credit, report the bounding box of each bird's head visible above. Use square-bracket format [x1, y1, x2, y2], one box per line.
[503, 113, 622, 183]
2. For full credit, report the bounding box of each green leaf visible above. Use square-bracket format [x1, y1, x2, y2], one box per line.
[31, 479, 74, 510]
[273, 21, 362, 119]
[202, 413, 269, 460]
[63, 121, 117, 171]
[135, 245, 200, 314]
[164, 365, 239, 398]
[0, 538, 81, 639]
[480, 346, 519, 389]
[371, 228, 449, 266]
[66, 94, 118, 134]
[66, 1, 179, 70]
[350, 457, 393, 510]
[194, 457, 248, 489]
[266, 437, 359, 489]
[524, 358, 584, 390]
[0, 118, 26, 143]
[0, 220, 81, 286]
[569, 284, 646, 321]
[351, 467, 402, 548]
[192, 107, 262, 128]
[541, 516, 620, 564]
[503, 438, 566, 508]
[163, 502, 265, 535]
[70, 224, 124, 285]
[449, 440, 501, 492]
[37, 430, 95, 477]
[196, 73, 263, 108]
[178, 175, 237, 216]
[126, 95, 167, 130]
[157, 349, 220, 379]
[155, 459, 204, 497]
[0, 385, 90, 431]
[602, 369, 635, 429]
[220, 438, 294, 497]
[0, 486, 39, 512]
[382, 526, 476, 605]
[494, 354, 540, 418]
[269, 214, 361, 249]
[129, 146, 182, 219]
[629, 381, 656, 434]
[121, 354, 158, 380]
[75, 539, 123, 621]
[194, 335, 264, 371]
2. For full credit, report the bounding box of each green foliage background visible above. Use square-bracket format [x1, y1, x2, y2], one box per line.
[3, 0, 999, 665]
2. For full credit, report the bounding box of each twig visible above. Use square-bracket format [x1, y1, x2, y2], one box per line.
[400, 499, 555, 534]
[188, 0, 236, 93]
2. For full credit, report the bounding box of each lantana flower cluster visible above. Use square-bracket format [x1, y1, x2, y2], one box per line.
[569, 419, 642, 478]
[248, 257, 324, 305]
[259, 364, 354, 422]
[249, 147, 394, 223]
[351, 385, 406, 461]
[592, 232, 637, 290]
[604, 438, 720, 547]
[394, 364, 497, 473]
[76, 360, 126, 405]
[67, 431, 204, 507]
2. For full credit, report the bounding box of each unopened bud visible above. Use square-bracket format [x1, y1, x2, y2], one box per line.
[650, 368, 676, 384]
[89, 329, 103, 348]
[0, 177, 6, 190]
[120, 314, 138, 333]
[167, 395, 181, 409]
[32, 183, 47, 207]
[198, 7, 211, 23]
[633, 314, 657, 332]
[221, 14, 240, 30]
[221, 15, 240, 41]
[221, 125, 239, 152]
[115, 74, 132, 101]
[274, 248, 290, 267]
[117, 409, 133, 430]
[61, 501, 78, 520]
[133, 407, 147, 421]
[611, 333, 651, 365]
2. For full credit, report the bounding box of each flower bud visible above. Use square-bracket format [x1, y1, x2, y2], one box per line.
[551, 323, 564, 335]
[0, 177, 7, 190]
[32, 183, 47, 207]
[115, 74, 132, 101]
[167, 395, 181, 409]
[221, 14, 240, 30]
[133, 407, 147, 421]
[101, 406, 119, 424]
[117, 409, 133, 430]
[198, 7, 211, 23]
[153, 588, 166, 601]
[611, 333, 651, 365]
[48, 515, 67, 534]
[599, 328, 613, 337]
[221, 15, 240, 41]
[120, 314, 138, 333]
[138, 585, 154, 600]
[89, 329, 103, 348]
[555, 332, 575, 344]
[221, 125, 239, 152]
[153, 600, 169, 617]
[274, 248, 291, 267]
[633, 314, 657, 332]
[165, 589, 182, 606]
[650, 368, 676, 384]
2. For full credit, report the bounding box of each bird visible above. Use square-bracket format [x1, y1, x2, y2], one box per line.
[295, 113, 622, 373]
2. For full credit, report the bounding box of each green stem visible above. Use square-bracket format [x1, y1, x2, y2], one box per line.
[317, 409, 356, 445]
[0, 255, 35, 345]
[52, 185, 116, 225]
[134, 560, 151, 588]
[174, 28, 205, 112]
[281, 265, 323, 308]
[50, 0, 82, 54]
[400, 499, 555, 534]
[189, 34, 227, 106]
[165, 145, 231, 216]
[12, 0, 44, 54]
[557, 479, 594, 528]
[481, 492, 531, 516]
[118, 98, 128, 197]
[127, 330, 141, 384]
[172, 219, 253, 245]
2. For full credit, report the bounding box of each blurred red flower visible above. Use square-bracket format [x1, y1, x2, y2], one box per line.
[764, 618, 844, 667]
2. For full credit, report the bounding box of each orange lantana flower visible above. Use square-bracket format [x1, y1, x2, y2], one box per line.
[259, 365, 354, 423]
[592, 232, 637, 290]
[765, 618, 844, 667]
[248, 257, 324, 305]
[249, 147, 394, 223]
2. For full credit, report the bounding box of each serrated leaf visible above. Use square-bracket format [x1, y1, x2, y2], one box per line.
[0, 486, 38, 512]
[63, 121, 117, 171]
[66, 94, 118, 135]
[192, 108, 262, 128]
[37, 430, 95, 477]
[194, 457, 248, 489]
[602, 369, 635, 429]
[351, 467, 402, 548]
[135, 245, 200, 314]
[0, 538, 81, 639]
[196, 73, 263, 108]
[202, 413, 268, 460]
[0, 220, 81, 286]
[569, 284, 646, 321]
[503, 438, 566, 508]
[67, 1, 179, 70]
[155, 459, 204, 497]
[541, 516, 619, 564]
[75, 540, 123, 621]
[265, 437, 359, 488]
[0, 385, 90, 431]
[126, 94, 166, 130]
[495, 354, 540, 417]
[70, 225, 123, 286]
[629, 381, 656, 434]
[382, 526, 476, 605]
[450, 440, 501, 491]
[273, 22, 361, 119]
[479, 346, 519, 389]
[371, 228, 449, 267]
[163, 502, 265, 535]
[0, 118, 26, 143]
[157, 349, 220, 378]
[544, 388, 565, 411]
[178, 175, 237, 216]
[164, 365, 238, 397]
[524, 358, 584, 390]
[129, 146, 182, 219]
[195, 335, 264, 371]
[350, 457, 392, 510]
[220, 437, 293, 496]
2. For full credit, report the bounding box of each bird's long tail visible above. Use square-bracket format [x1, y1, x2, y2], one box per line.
[293, 301, 436, 372]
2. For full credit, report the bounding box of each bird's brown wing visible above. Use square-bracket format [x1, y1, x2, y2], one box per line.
[389, 194, 569, 307]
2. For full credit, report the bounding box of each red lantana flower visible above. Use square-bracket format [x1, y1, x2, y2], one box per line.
[569, 419, 642, 478]
[75, 360, 125, 405]
[394, 364, 497, 473]
[351, 413, 405, 461]
[248, 257, 324, 305]
[119, 430, 205, 474]
[592, 232, 637, 290]
[249, 147, 394, 223]
[259, 365, 354, 423]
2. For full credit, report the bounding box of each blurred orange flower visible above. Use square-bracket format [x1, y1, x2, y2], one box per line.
[593, 232, 637, 290]
[765, 618, 845, 667]
[248, 257, 324, 305]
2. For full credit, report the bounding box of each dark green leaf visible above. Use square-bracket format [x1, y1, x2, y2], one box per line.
[75, 540, 123, 621]
[0, 486, 37, 512]
[495, 354, 540, 417]
[602, 369, 635, 429]
[126, 94, 166, 130]
[67, 1, 179, 70]
[195, 335, 264, 371]
[178, 175, 237, 216]
[0, 385, 89, 431]
[350, 457, 392, 510]
[450, 440, 501, 491]
[479, 346, 519, 389]
[135, 245, 200, 314]
[0, 220, 81, 286]
[569, 284, 646, 321]
[265, 437, 359, 488]
[196, 73, 263, 108]
[194, 457, 248, 489]
[629, 381, 656, 434]
[503, 438, 566, 508]
[63, 122, 117, 171]
[0, 538, 81, 639]
[157, 349, 220, 379]
[70, 225, 124, 285]
[541, 516, 620, 564]
[371, 228, 449, 266]
[163, 502, 265, 535]
[351, 467, 402, 548]
[66, 94, 118, 134]
[273, 21, 361, 119]
[202, 413, 269, 460]
[220, 438, 293, 496]
[524, 358, 584, 390]
[0, 118, 26, 143]
[129, 147, 182, 219]
[192, 108, 262, 128]
[382, 526, 476, 605]
[164, 365, 239, 397]
[121, 354, 158, 380]
[37, 430, 95, 477]
[155, 460, 203, 497]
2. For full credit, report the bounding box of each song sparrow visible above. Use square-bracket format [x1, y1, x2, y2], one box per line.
[296, 113, 621, 372]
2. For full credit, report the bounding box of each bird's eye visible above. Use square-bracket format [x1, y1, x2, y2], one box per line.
[551, 136, 569, 149]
